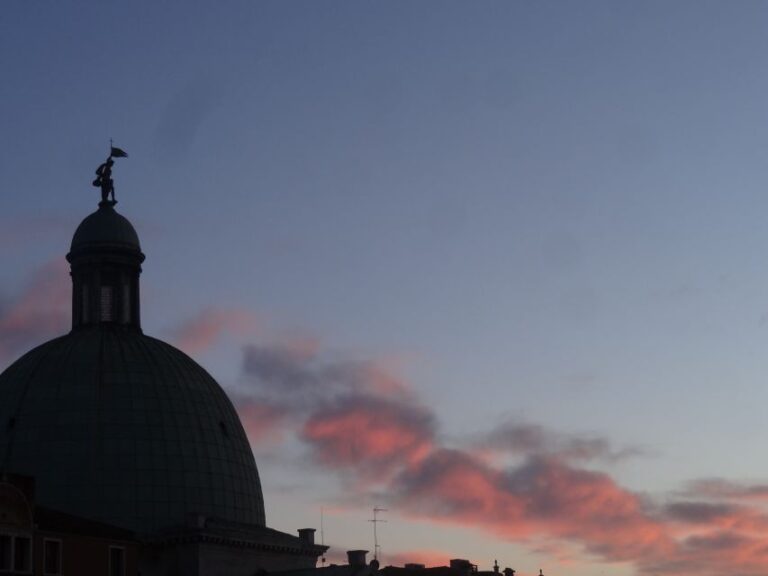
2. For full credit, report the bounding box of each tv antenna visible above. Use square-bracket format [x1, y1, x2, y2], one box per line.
[369, 507, 387, 561]
[320, 507, 326, 566]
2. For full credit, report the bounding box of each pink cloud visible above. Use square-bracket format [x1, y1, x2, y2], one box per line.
[0, 260, 69, 363]
[388, 449, 768, 575]
[394, 450, 674, 564]
[301, 394, 434, 479]
[172, 307, 257, 354]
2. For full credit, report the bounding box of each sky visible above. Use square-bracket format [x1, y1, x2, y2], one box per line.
[3, 1, 768, 574]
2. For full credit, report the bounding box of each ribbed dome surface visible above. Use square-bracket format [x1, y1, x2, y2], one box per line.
[0, 329, 266, 534]
[70, 202, 141, 253]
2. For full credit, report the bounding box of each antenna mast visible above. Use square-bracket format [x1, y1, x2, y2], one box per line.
[320, 507, 326, 566]
[369, 506, 388, 561]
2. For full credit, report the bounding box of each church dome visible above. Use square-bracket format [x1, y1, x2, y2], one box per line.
[70, 201, 142, 254]
[0, 200, 266, 535]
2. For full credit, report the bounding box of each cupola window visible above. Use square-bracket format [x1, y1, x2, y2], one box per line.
[100, 285, 114, 322]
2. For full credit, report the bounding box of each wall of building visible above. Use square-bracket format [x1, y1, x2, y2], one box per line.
[140, 541, 318, 576]
[34, 531, 138, 576]
[198, 543, 319, 576]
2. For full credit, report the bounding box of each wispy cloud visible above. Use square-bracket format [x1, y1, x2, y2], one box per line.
[478, 421, 647, 463]
[0, 260, 69, 363]
[681, 478, 768, 502]
[171, 307, 257, 354]
[241, 341, 408, 403]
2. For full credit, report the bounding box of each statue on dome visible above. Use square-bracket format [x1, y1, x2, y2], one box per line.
[92, 144, 128, 205]
[93, 157, 115, 204]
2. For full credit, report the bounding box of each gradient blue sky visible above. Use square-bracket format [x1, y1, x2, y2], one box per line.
[4, 2, 768, 574]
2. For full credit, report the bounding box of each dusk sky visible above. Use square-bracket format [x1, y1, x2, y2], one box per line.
[4, 2, 768, 574]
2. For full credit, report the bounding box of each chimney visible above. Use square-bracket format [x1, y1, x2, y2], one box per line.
[298, 528, 316, 545]
[347, 550, 369, 567]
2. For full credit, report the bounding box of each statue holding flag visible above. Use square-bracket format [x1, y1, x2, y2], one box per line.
[93, 144, 128, 205]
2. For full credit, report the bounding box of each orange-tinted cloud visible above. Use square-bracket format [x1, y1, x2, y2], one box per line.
[0, 260, 69, 363]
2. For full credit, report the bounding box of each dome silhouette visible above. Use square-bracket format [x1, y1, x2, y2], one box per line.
[0, 201, 266, 535]
[70, 201, 141, 253]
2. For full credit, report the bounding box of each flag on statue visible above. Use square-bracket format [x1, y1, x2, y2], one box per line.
[110, 146, 128, 158]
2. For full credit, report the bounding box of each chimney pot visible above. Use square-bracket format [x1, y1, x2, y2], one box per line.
[298, 528, 316, 545]
[347, 550, 368, 567]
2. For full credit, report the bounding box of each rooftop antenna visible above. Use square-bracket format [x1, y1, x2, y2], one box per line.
[369, 506, 387, 561]
[320, 507, 326, 566]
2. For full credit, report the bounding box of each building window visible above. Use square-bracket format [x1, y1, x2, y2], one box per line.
[0, 535, 11, 571]
[13, 536, 31, 573]
[43, 540, 62, 576]
[109, 546, 125, 576]
[100, 285, 114, 322]
[0, 534, 32, 574]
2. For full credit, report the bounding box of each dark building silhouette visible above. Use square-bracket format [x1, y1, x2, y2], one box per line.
[272, 552, 522, 576]
[0, 199, 326, 575]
